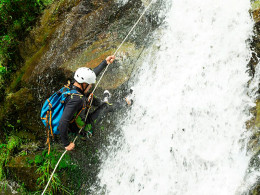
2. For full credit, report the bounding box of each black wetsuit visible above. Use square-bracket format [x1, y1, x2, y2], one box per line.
[59, 60, 109, 147]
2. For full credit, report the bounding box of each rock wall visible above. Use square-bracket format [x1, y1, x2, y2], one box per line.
[0, 0, 164, 192]
[2, 0, 259, 193]
[246, 1, 260, 194]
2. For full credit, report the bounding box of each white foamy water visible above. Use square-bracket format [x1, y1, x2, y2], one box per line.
[94, 0, 258, 194]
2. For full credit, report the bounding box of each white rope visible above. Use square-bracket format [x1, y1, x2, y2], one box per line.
[92, 0, 155, 94]
[41, 150, 67, 194]
[41, 1, 155, 194]
[113, 0, 155, 56]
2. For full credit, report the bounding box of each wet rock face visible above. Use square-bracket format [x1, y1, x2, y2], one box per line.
[5, 155, 39, 191]
[0, 88, 43, 135]
[249, 21, 260, 77]
[0, 0, 165, 192]
[1, 0, 163, 134]
[247, 4, 260, 195]
[21, 0, 162, 90]
[249, 7, 260, 130]
[1, 0, 163, 132]
[248, 4, 260, 77]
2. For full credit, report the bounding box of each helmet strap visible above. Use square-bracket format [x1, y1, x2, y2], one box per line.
[80, 83, 89, 93]
[80, 83, 84, 92]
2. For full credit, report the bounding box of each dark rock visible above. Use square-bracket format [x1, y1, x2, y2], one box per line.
[5, 155, 39, 191]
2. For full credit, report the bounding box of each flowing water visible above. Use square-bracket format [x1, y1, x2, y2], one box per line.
[92, 0, 259, 194]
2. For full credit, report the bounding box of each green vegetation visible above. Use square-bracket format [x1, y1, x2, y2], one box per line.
[0, 0, 53, 99]
[1, 140, 78, 194]
[0, 135, 21, 179]
[30, 149, 76, 194]
[75, 115, 94, 136]
[0, 143, 8, 180]
[252, 0, 260, 11]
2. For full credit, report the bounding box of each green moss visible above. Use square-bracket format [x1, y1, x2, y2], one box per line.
[6, 41, 49, 92]
[0, 88, 37, 137]
[6, 136, 20, 151]
[0, 134, 41, 189]
[16, 0, 83, 84]
[0, 0, 56, 102]
[22, 0, 81, 54]
[21, 44, 49, 82]
[5, 154, 40, 191]
[0, 146, 7, 180]
[252, 0, 260, 11]
[8, 71, 23, 93]
[42, 0, 54, 6]
[0, 135, 22, 180]
[5, 88, 33, 111]
[16, 131, 36, 141]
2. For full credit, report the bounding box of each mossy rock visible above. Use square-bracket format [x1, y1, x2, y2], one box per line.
[62, 38, 142, 89]
[247, 99, 260, 153]
[5, 155, 39, 191]
[16, 131, 36, 141]
[249, 147, 260, 195]
[252, 0, 260, 12]
[6, 136, 21, 152]
[0, 147, 8, 180]
[20, 0, 82, 60]
[251, 1, 260, 26]
[16, 0, 153, 87]
[255, 99, 260, 129]
[5, 88, 34, 112]
[3, 88, 44, 134]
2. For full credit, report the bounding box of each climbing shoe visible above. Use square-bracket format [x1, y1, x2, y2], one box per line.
[103, 90, 111, 104]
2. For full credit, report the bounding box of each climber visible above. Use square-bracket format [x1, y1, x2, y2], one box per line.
[58, 55, 114, 151]
[58, 55, 133, 151]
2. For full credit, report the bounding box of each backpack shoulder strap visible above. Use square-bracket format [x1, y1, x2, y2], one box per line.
[69, 89, 80, 94]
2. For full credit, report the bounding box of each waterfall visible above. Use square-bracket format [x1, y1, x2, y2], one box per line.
[93, 0, 258, 194]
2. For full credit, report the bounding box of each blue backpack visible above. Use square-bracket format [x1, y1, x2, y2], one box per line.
[40, 85, 83, 152]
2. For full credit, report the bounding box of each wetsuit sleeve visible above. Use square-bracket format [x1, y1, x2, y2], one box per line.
[93, 60, 108, 76]
[58, 96, 83, 147]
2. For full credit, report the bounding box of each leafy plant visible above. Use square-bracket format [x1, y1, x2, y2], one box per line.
[0, 135, 22, 179]
[6, 135, 20, 151]
[36, 161, 70, 194]
[75, 116, 94, 136]
[0, 145, 7, 180]
[0, 65, 6, 74]
[0, 143, 6, 149]
[34, 149, 76, 194]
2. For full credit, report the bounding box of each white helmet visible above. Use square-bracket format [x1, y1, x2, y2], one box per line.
[74, 67, 96, 84]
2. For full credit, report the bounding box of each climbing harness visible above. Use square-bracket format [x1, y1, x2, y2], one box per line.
[41, 0, 155, 194]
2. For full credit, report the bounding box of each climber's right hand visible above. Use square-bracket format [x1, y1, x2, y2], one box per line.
[65, 142, 75, 151]
[106, 55, 115, 64]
